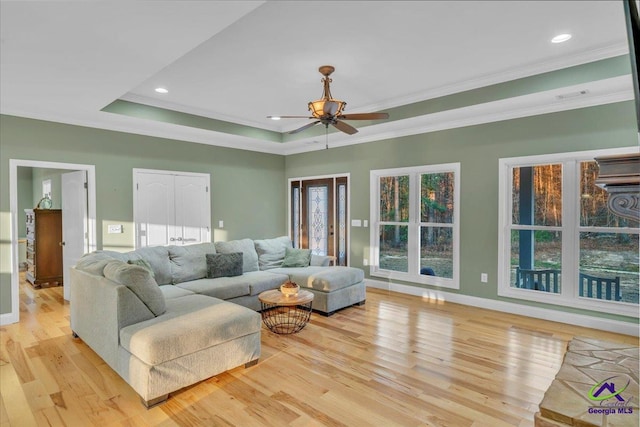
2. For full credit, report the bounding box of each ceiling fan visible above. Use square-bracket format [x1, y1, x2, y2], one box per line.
[267, 65, 389, 136]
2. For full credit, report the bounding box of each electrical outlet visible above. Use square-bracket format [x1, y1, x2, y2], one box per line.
[107, 224, 123, 234]
[481, 273, 488, 283]
[363, 220, 368, 227]
[218, 220, 224, 228]
[363, 259, 369, 266]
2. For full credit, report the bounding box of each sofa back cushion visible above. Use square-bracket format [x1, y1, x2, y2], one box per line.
[126, 246, 172, 285]
[168, 242, 216, 284]
[254, 236, 292, 270]
[103, 261, 166, 316]
[75, 251, 120, 276]
[214, 238, 259, 273]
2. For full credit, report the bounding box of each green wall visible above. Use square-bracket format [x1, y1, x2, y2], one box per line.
[16, 167, 33, 238]
[1, 101, 637, 322]
[0, 115, 287, 314]
[285, 101, 639, 324]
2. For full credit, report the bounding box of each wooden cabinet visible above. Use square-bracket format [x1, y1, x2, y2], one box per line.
[25, 209, 63, 288]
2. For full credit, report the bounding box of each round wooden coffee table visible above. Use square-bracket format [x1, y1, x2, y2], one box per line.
[258, 289, 314, 334]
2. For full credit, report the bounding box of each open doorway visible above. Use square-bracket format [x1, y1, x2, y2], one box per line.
[5, 160, 96, 325]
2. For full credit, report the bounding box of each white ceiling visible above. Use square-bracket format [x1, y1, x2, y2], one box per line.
[0, 1, 633, 155]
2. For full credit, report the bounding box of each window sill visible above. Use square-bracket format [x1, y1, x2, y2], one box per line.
[498, 285, 639, 318]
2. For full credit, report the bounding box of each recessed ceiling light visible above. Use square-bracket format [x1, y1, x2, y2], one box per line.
[155, 87, 168, 94]
[551, 34, 572, 44]
[270, 116, 281, 120]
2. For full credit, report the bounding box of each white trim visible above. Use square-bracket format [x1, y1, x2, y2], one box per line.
[369, 163, 460, 289]
[497, 146, 640, 318]
[366, 279, 640, 337]
[3, 159, 97, 326]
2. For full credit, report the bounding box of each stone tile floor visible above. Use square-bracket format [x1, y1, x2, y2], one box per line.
[535, 336, 639, 427]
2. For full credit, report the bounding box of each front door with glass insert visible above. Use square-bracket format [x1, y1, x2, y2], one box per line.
[290, 176, 348, 266]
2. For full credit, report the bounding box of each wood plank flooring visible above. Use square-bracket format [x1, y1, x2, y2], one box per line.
[1, 275, 636, 426]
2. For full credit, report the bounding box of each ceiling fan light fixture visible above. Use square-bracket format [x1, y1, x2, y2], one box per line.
[308, 99, 345, 119]
[154, 87, 168, 94]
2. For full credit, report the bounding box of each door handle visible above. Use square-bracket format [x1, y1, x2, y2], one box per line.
[59, 241, 65, 246]
[176, 237, 183, 241]
[170, 237, 176, 242]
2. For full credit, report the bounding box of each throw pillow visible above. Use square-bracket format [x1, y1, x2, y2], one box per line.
[281, 247, 312, 268]
[254, 236, 292, 270]
[103, 261, 166, 316]
[127, 259, 155, 278]
[206, 252, 243, 278]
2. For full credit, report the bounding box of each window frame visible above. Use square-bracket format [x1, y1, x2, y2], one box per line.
[497, 147, 639, 317]
[370, 163, 460, 289]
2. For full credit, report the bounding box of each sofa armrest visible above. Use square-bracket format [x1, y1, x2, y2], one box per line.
[70, 268, 155, 371]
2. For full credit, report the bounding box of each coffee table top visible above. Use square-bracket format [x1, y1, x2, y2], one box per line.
[259, 289, 313, 306]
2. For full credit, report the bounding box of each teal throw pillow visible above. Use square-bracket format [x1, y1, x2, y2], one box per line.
[281, 247, 312, 268]
[206, 252, 243, 278]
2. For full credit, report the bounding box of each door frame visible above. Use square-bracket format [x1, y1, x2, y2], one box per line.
[4, 159, 96, 325]
[287, 173, 351, 265]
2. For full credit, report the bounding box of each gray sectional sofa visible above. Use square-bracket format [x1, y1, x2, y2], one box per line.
[70, 236, 365, 407]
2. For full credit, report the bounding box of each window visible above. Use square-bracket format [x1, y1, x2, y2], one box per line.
[498, 149, 639, 317]
[370, 163, 460, 289]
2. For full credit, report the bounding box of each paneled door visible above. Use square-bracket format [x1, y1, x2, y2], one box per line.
[61, 170, 89, 301]
[290, 176, 349, 265]
[134, 170, 210, 248]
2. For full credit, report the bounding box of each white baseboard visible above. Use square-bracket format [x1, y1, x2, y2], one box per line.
[366, 279, 639, 337]
[0, 311, 19, 326]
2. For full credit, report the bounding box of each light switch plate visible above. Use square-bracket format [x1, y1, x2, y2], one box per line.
[218, 220, 224, 228]
[351, 219, 362, 227]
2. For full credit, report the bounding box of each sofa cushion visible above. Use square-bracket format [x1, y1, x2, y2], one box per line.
[269, 266, 364, 292]
[242, 270, 289, 295]
[176, 277, 250, 300]
[206, 252, 243, 278]
[75, 251, 119, 276]
[119, 295, 260, 365]
[159, 285, 195, 299]
[103, 261, 166, 316]
[254, 236, 292, 270]
[168, 242, 216, 284]
[126, 246, 173, 285]
[127, 259, 155, 278]
[215, 239, 259, 273]
[281, 247, 312, 268]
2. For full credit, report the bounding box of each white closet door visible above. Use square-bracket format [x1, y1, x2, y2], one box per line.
[135, 173, 176, 247]
[175, 175, 210, 245]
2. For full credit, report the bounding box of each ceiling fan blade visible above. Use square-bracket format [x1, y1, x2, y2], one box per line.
[267, 115, 314, 119]
[338, 112, 389, 120]
[288, 121, 321, 134]
[332, 120, 358, 135]
[323, 101, 339, 116]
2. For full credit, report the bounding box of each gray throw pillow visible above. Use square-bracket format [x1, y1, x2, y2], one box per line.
[206, 252, 243, 278]
[103, 261, 166, 316]
[281, 247, 312, 268]
[127, 259, 155, 278]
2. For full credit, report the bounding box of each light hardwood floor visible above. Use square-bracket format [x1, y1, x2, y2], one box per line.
[1, 276, 636, 427]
